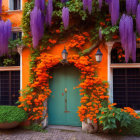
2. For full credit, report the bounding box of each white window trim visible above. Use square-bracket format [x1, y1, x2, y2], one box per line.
[107, 42, 140, 112]
[8, 0, 22, 11]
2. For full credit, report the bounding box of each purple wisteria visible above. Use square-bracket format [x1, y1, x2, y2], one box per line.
[46, 0, 53, 26]
[126, 0, 138, 15]
[62, 7, 69, 30]
[98, 0, 103, 9]
[83, 0, 88, 11]
[110, 0, 120, 26]
[30, 7, 44, 48]
[119, 14, 136, 62]
[83, 0, 92, 14]
[61, 0, 68, 3]
[136, 4, 140, 35]
[0, 20, 11, 56]
[105, 0, 111, 4]
[35, 0, 45, 11]
[0, 0, 2, 13]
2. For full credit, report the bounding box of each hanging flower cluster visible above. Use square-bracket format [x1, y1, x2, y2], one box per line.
[67, 32, 90, 50]
[119, 14, 136, 62]
[98, 0, 103, 9]
[110, 0, 120, 26]
[46, 0, 53, 26]
[30, 7, 44, 48]
[0, 20, 12, 56]
[136, 4, 140, 35]
[83, 0, 92, 14]
[35, 0, 45, 11]
[126, 0, 138, 15]
[62, 7, 69, 30]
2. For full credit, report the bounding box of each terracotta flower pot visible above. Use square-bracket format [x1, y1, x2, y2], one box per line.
[0, 121, 20, 129]
[20, 120, 31, 127]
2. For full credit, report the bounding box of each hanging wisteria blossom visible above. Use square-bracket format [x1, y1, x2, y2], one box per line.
[35, 0, 45, 11]
[83, 0, 88, 11]
[83, 0, 92, 14]
[111, 0, 120, 26]
[105, 0, 111, 4]
[0, 20, 11, 56]
[105, 0, 112, 13]
[62, 7, 69, 30]
[136, 4, 140, 35]
[119, 14, 136, 62]
[46, 0, 53, 26]
[61, 0, 68, 3]
[30, 7, 44, 48]
[0, 0, 2, 13]
[98, 0, 103, 9]
[126, 0, 138, 15]
[87, 0, 92, 14]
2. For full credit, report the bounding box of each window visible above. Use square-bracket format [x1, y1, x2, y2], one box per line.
[0, 53, 20, 66]
[113, 68, 140, 110]
[111, 43, 140, 63]
[11, 32, 22, 40]
[9, 0, 21, 10]
[0, 71, 20, 105]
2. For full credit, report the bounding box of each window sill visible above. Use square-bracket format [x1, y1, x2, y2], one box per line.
[6, 10, 22, 13]
[110, 63, 140, 68]
[0, 66, 20, 71]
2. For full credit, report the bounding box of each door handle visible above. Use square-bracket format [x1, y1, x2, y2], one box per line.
[64, 88, 67, 93]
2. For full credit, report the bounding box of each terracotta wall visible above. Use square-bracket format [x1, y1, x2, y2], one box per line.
[22, 43, 108, 89]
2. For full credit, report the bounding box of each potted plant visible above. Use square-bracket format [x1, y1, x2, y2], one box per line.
[0, 106, 28, 129]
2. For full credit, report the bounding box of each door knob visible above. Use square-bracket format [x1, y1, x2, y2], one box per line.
[64, 88, 67, 93]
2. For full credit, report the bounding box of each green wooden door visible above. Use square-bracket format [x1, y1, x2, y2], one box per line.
[48, 65, 81, 126]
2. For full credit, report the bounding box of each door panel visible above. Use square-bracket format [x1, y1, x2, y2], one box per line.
[48, 65, 81, 126]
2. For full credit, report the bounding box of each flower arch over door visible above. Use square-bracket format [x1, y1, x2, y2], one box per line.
[18, 53, 109, 124]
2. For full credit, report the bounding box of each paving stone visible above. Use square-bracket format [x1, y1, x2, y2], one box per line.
[0, 128, 140, 140]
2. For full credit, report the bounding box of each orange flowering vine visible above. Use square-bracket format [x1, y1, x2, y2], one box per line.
[18, 52, 109, 123]
[68, 32, 90, 50]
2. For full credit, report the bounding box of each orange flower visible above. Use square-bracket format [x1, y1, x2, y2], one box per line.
[56, 29, 60, 33]
[112, 35, 119, 39]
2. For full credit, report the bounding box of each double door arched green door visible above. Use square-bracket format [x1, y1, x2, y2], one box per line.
[48, 65, 81, 126]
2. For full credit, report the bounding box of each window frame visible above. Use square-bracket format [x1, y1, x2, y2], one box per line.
[11, 31, 22, 40]
[9, 0, 22, 11]
[0, 70, 20, 105]
[107, 42, 140, 112]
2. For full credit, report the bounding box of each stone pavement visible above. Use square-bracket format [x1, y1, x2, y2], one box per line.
[0, 128, 140, 140]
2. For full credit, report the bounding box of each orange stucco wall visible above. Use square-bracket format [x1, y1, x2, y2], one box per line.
[1, 0, 27, 27]
[22, 47, 31, 89]
[22, 42, 108, 89]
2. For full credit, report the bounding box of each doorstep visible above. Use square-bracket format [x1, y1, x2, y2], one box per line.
[47, 125, 82, 132]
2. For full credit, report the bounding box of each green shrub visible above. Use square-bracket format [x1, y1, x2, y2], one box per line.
[24, 123, 47, 133]
[97, 106, 132, 131]
[0, 106, 28, 123]
[121, 117, 140, 136]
